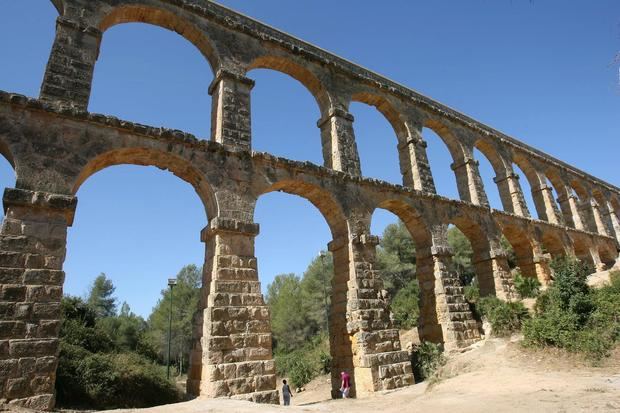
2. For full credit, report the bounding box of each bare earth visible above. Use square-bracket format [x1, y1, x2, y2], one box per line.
[95, 337, 620, 413]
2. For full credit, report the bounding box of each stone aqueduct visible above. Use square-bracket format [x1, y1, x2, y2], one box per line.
[1, 0, 619, 409]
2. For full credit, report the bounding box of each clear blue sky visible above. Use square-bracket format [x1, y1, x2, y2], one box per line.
[0, 1, 618, 317]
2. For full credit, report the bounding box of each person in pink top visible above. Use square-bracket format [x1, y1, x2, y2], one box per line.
[340, 371, 351, 398]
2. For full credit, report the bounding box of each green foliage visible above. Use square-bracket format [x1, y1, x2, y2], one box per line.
[447, 227, 475, 286]
[500, 235, 517, 269]
[57, 296, 180, 409]
[477, 297, 529, 337]
[523, 257, 620, 360]
[87, 273, 117, 318]
[390, 279, 420, 329]
[275, 335, 330, 388]
[410, 341, 446, 382]
[56, 342, 180, 409]
[463, 282, 480, 304]
[376, 221, 416, 295]
[513, 272, 541, 298]
[147, 264, 201, 371]
[300, 252, 333, 335]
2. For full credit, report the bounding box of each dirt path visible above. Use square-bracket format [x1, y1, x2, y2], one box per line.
[92, 337, 619, 413]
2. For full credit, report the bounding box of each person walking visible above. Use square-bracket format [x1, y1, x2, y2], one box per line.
[340, 371, 351, 398]
[282, 379, 293, 406]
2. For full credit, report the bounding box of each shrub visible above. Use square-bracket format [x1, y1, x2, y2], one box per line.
[463, 283, 480, 304]
[523, 257, 620, 361]
[477, 297, 529, 337]
[513, 272, 541, 298]
[411, 341, 446, 382]
[390, 279, 420, 329]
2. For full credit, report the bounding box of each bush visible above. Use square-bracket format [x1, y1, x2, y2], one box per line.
[56, 343, 180, 409]
[523, 257, 620, 361]
[390, 279, 420, 329]
[477, 297, 529, 337]
[463, 283, 480, 304]
[410, 341, 446, 382]
[513, 272, 541, 298]
[275, 335, 331, 388]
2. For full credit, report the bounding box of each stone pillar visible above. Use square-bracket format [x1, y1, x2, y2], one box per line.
[578, 199, 597, 233]
[557, 191, 584, 230]
[416, 245, 480, 351]
[602, 201, 620, 244]
[0, 188, 76, 410]
[494, 171, 530, 217]
[209, 70, 255, 151]
[451, 157, 489, 206]
[590, 199, 610, 237]
[40, 17, 101, 110]
[397, 124, 436, 193]
[187, 217, 278, 404]
[317, 108, 361, 176]
[532, 253, 552, 286]
[471, 248, 516, 301]
[531, 184, 562, 225]
[335, 233, 413, 396]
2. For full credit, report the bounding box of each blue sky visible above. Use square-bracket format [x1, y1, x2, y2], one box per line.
[0, 1, 618, 317]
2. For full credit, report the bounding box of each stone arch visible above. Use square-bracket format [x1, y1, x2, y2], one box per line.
[350, 92, 408, 139]
[246, 56, 330, 117]
[498, 223, 537, 279]
[374, 199, 443, 344]
[539, 229, 568, 259]
[72, 147, 216, 220]
[572, 236, 595, 269]
[258, 180, 348, 240]
[423, 118, 467, 162]
[597, 242, 617, 269]
[0, 137, 16, 170]
[97, 4, 220, 72]
[49, 0, 64, 15]
[474, 139, 510, 178]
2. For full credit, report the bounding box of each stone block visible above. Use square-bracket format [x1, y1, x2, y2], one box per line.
[9, 339, 58, 358]
[0, 285, 26, 301]
[23, 269, 64, 285]
[0, 268, 23, 284]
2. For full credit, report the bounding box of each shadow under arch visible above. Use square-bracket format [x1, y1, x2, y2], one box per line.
[72, 147, 216, 220]
[572, 237, 595, 269]
[539, 229, 568, 260]
[0, 137, 16, 171]
[498, 223, 537, 279]
[96, 4, 220, 72]
[598, 242, 617, 269]
[374, 199, 444, 345]
[449, 216, 499, 297]
[246, 55, 330, 116]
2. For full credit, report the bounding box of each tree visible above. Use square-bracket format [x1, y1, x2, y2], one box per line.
[87, 273, 117, 318]
[300, 252, 333, 336]
[266, 273, 314, 353]
[376, 221, 416, 295]
[146, 264, 201, 372]
[447, 227, 475, 286]
[98, 302, 147, 352]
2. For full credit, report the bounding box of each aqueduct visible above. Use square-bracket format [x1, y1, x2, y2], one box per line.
[1, 0, 619, 409]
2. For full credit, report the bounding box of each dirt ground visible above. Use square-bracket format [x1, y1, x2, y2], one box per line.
[89, 337, 620, 413]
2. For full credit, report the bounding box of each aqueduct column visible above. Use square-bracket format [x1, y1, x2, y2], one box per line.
[187, 217, 278, 404]
[318, 108, 362, 176]
[416, 238, 480, 351]
[40, 17, 101, 110]
[331, 214, 413, 396]
[531, 183, 562, 225]
[590, 199, 611, 237]
[0, 188, 76, 410]
[451, 157, 489, 206]
[399, 119, 436, 193]
[494, 171, 530, 217]
[471, 242, 516, 301]
[209, 70, 255, 151]
[557, 190, 584, 230]
[602, 200, 620, 244]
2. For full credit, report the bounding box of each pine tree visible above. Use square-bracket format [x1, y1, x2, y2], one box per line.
[87, 273, 117, 318]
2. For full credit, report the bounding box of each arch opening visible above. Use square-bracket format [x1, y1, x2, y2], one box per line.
[473, 147, 502, 210]
[90, 21, 213, 138]
[372, 201, 443, 347]
[255, 187, 347, 399]
[511, 162, 537, 219]
[247, 68, 323, 165]
[0, 2, 57, 97]
[422, 126, 460, 199]
[498, 224, 537, 280]
[0, 148, 16, 224]
[61, 163, 208, 407]
[349, 98, 404, 185]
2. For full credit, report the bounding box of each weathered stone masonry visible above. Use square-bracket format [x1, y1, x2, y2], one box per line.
[1, 0, 618, 409]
